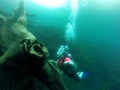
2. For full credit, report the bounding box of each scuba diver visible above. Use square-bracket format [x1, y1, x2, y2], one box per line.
[57, 45, 88, 81]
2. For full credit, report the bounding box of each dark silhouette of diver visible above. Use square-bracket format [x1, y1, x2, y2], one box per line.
[56, 45, 88, 81]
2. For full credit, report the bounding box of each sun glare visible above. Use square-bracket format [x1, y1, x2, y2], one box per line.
[33, 0, 66, 8]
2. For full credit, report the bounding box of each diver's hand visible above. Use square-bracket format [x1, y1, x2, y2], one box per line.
[76, 71, 89, 80]
[82, 72, 89, 79]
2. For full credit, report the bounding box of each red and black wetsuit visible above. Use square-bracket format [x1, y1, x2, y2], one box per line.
[58, 56, 71, 68]
[57, 54, 78, 78]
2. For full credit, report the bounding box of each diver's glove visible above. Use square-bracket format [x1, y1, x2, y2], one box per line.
[76, 71, 89, 80]
[20, 39, 49, 66]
